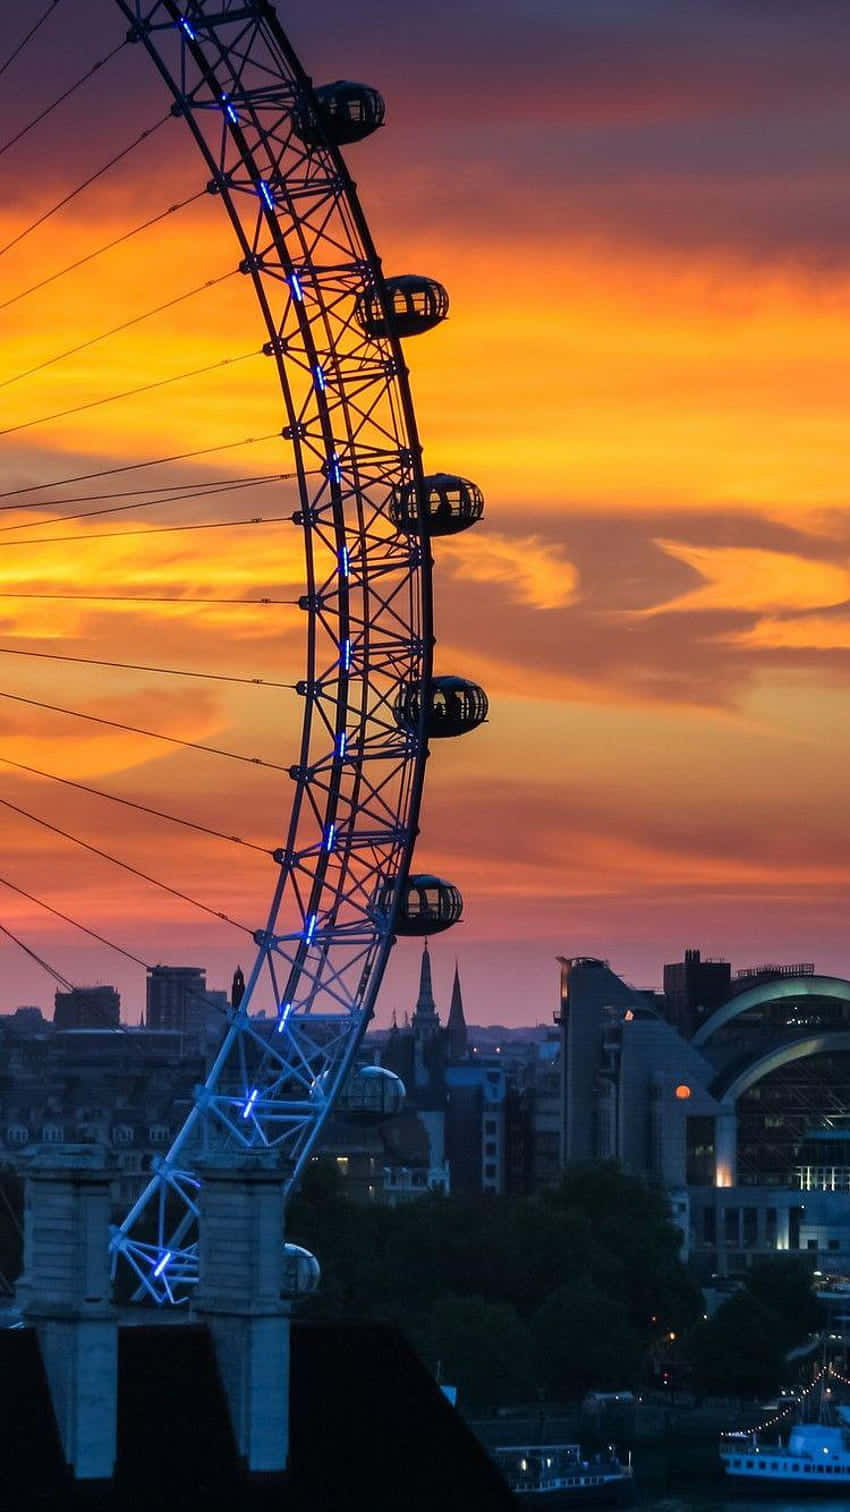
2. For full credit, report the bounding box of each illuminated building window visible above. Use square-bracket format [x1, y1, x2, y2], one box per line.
[675, 1084, 691, 1100]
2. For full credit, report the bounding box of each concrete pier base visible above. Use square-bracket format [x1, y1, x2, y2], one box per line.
[20, 1146, 118, 1482]
[194, 1157, 290, 1476]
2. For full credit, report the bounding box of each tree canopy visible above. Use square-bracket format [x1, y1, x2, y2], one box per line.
[289, 1160, 702, 1409]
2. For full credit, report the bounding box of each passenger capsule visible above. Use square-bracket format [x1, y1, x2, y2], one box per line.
[390, 473, 484, 537]
[337, 1065, 406, 1122]
[375, 873, 463, 936]
[396, 676, 488, 739]
[357, 275, 449, 340]
[294, 80, 386, 146]
[282, 1242, 321, 1298]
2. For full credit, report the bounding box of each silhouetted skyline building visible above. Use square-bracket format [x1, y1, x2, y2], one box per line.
[145, 965, 205, 1033]
[53, 985, 120, 1031]
[663, 947, 731, 1037]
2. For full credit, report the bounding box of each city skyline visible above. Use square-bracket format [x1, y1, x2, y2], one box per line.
[3, 1, 850, 1021]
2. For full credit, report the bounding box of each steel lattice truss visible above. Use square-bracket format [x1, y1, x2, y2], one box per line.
[108, 0, 434, 1301]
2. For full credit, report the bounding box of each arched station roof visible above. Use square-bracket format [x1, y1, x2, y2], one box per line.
[692, 975, 850, 1047]
[715, 1030, 850, 1105]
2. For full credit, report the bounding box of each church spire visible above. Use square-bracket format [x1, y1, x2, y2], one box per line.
[411, 941, 439, 1034]
[447, 959, 468, 1060]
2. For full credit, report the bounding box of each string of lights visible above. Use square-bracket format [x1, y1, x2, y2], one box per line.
[721, 1366, 828, 1439]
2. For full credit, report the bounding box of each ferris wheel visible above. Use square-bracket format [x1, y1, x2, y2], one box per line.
[0, 0, 486, 1303]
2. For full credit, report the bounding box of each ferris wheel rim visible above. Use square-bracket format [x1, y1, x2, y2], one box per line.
[95, 0, 435, 1296]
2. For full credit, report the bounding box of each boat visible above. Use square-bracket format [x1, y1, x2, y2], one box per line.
[492, 1443, 635, 1507]
[720, 1422, 850, 1493]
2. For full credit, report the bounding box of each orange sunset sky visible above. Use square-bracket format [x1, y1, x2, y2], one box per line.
[2, 0, 850, 1025]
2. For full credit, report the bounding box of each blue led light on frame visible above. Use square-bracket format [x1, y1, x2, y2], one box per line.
[221, 94, 238, 125]
[305, 914, 317, 945]
[242, 1088, 259, 1119]
[289, 272, 304, 302]
[339, 545, 350, 578]
[277, 1001, 294, 1034]
[153, 1250, 172, 1278]
[324, 823, 336, 852]
[314, 365, 326, 392]
[179, 16, 196, 40]
[258, 181, 275, 212]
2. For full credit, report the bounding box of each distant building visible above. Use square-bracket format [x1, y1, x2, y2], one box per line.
[663, 948, 732, 1037]
[0, 1021, 205, 1204]
[145, 965, 226, 1052]
[146, 965, 205, 1032]
[556, 948, 850, 1276]
[54, 985, 120, 1031]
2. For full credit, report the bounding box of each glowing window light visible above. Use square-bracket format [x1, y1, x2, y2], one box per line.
[675, 1084, 691, 1100]
[242, 1088, 259, 1120]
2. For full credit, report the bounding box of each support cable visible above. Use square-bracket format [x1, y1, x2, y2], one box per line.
[0, 794, 254, 933]
[0, 472, 289, 533]
[0, 113, 171, 261]
[0, 1, 62, 82]
[0, 350, 261, 437]
[0, 875, 148, 971]
[0, 269, 240, 393]
[0, 688, 292, 768]
[0, 191, 205, 315]
[0, 753, 271, 854]
[0, 471, 287, 515]
[0, 878, 237, 1032]
[0, 40, 127, 166]
[0, 510, 292, 548]
[0, 917, 73, 991]
[0, 592, 297, 608]
[0, 646, 296, 688]
[0, 432, 282, 502]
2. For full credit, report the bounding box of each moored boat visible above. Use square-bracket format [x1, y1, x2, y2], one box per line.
[721, 1422, 850, 1493]
[492, 1443, 635, 1508]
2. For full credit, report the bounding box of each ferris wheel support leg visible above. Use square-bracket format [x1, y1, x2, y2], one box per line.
[193, 1156, 291, 1475]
